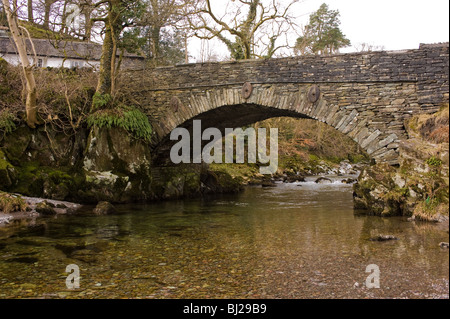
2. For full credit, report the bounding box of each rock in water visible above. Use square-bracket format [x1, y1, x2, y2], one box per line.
[285, 174, 306, 183]
[93, 201, 117, 215]
[262, 180, 277, 188]
[370, 235, 398, 242]
[36, 201, 57, 216]
[315, 177, 333, 184]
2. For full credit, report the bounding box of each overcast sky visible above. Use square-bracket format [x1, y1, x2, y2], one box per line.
[190, 0, 450, 61]
[315, 0, 450, 51]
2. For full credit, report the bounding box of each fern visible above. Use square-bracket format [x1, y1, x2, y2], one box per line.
[92, 93, 113, 110]
[87, 105, 153, 143]
[0, 111, 17, 138]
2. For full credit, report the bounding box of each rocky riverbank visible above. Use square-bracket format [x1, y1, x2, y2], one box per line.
[0, 192, 83, 227]
[0, 124, 244, 205]
[353, 106, 449, 223]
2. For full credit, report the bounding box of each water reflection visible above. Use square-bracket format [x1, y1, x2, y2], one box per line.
[0, 181, 448, 299]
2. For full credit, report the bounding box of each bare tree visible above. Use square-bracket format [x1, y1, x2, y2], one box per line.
[189, 0, 299, 60]
[1, 0, 38, 128]
[140, 0, 199, 65]
[354, 42, 385, 53]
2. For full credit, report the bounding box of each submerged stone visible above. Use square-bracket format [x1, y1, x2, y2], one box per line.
[93, 201, 117, 216]
[370, 235, 398, 242]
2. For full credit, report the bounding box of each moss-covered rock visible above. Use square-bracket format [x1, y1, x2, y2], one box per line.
[1, 126, 32, 166]
[1, 123, 246, 203]
[150, 165, 201, 200]
[36, 201, 57, 216]
[93, 201, 117, 215]
[149, 164, 244, 200]
[203, 169, 244, 194]
[354, 112, 449, 221]
[82, 127, 152, 203]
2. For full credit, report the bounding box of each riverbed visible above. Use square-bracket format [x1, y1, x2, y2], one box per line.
[0, 178, 448, 299]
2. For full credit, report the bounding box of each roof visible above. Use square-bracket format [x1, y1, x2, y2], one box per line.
[0, 36, 144, 60]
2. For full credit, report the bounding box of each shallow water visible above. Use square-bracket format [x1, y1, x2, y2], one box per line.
[0, 180, 448, 299]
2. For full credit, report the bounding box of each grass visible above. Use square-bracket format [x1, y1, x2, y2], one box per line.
[408, 104, 449, 143]
[0, 191, 28, 214]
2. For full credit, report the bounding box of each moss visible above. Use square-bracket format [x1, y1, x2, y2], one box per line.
[153, 165, 201, 198]
[18, 21, 80, 41]
[10, 163, 81, 200]
[13, 163, 44, 197]
[213, 170, 244, 193]
[1, 126, 32, 165]
[278, 155, 306, 174]
[0, 150, 16, 190]
[348, 153, 369, 164]
[47, 170, 73, 184]
[0, 150, 11, 171]
[210, 163, 259, 181]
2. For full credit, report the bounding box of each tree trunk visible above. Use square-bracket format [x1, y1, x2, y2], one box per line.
[96, 2, 121, 98]
[96, 25, 114, 96]
[2, 0, 38, 128]
[43, 0, 54, 29]
[151, 26, 161, 62]
[27, 0, 33, 23]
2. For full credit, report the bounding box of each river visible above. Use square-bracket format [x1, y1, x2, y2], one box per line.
[0, 177, 448, 299]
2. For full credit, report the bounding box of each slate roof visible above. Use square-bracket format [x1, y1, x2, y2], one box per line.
[0, 36, 144, 60]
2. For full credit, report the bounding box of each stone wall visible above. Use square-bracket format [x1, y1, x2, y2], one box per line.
[122, 43, 449, 165]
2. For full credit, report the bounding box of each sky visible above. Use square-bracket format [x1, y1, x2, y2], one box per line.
[320, 0, 450, 51]
[189, 0, 450, 62]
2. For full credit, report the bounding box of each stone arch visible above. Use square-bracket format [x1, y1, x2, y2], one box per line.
[152, 83, 401, 165]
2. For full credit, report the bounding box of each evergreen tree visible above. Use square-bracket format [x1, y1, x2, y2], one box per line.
[295, 3, 350, 55]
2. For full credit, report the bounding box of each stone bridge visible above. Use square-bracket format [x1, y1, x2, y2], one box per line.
[123, 43, 449, 165]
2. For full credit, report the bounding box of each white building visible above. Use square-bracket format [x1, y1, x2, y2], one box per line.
[0, 29, 145, 69]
